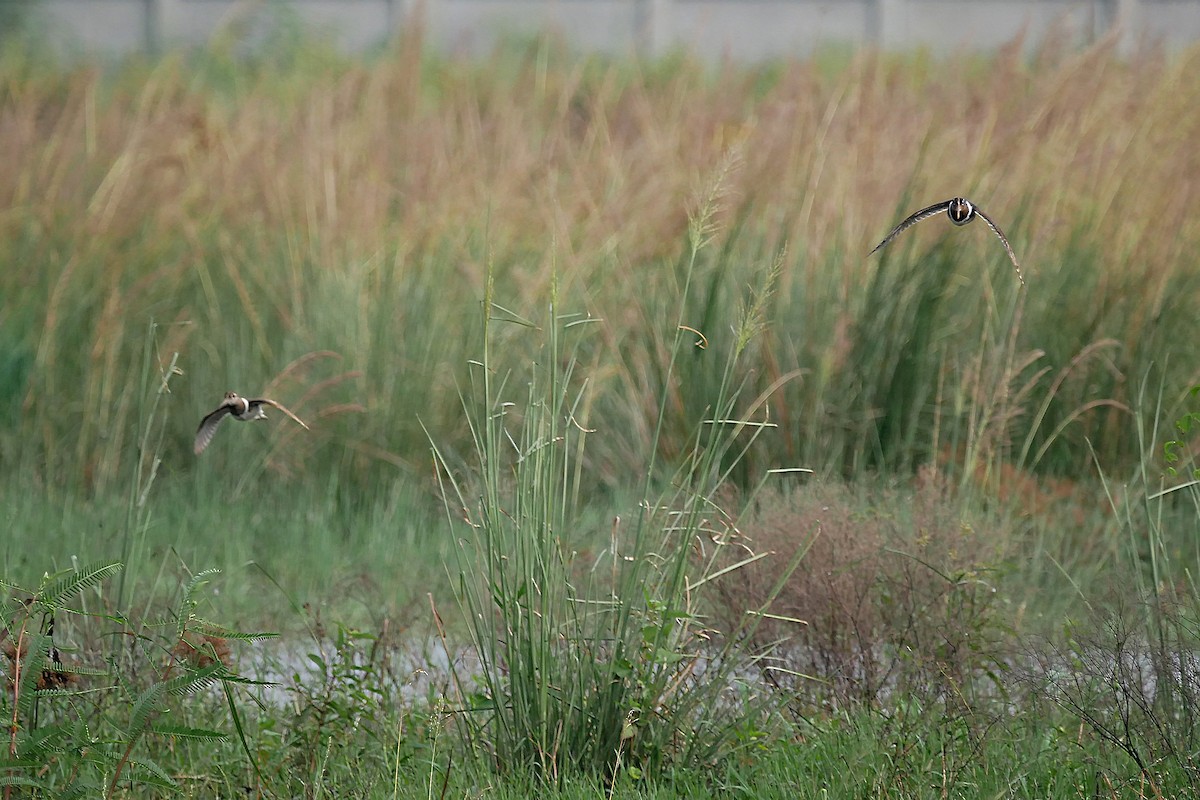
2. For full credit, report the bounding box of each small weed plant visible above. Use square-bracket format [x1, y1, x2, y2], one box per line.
[1, 563, 273, 798]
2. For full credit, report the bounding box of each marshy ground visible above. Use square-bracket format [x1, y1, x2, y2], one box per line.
[3, 30, 1200, 798]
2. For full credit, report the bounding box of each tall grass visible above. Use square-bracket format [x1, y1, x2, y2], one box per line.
[1009, 379, 1200, 794]
[3, 33, 1200, 505]
[429, 160, 802, 782]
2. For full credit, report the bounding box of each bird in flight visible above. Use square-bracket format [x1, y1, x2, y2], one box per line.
[194, 391, 310, 454]
[869, 197, 1025, 286]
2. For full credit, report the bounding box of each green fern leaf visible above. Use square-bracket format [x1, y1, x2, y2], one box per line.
[14, 632, 53, 719]
[37, 561, 122, 609]
[163, 662, 227, 696]
[182, 568, 222, 599]
[0, 776, 44, 789]
[17, 722, 72, 757]
[124, 756, 178, 788]
[49, 784, 92, 800]
[127, 681, 168, 739]
[126, 665, 225, 737]
[189, 618, 279, 641]
[174, 569, 221, 641]
[150, 724, 228, 741]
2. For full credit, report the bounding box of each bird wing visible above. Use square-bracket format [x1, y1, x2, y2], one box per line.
[971, 206, 1026, 286]
[869, 199, 954, 256]
[257, 399, 310, 430]
[194, 405, 233, 454]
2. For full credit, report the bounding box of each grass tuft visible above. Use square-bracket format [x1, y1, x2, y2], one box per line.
[429, 171, 803, 783]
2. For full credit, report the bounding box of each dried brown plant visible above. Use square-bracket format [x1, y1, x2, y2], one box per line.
[712, 482, 1010, 708]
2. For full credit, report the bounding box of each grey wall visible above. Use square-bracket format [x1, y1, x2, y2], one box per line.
[2, 0, 1197, 60]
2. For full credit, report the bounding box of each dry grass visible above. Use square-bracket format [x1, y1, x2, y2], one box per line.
[714, 481, 1010, 707]
[2, 34, 1199, 495]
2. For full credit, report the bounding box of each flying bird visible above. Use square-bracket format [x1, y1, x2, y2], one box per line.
[869, 197, 1025, 286]
[194, 391, 310, 455]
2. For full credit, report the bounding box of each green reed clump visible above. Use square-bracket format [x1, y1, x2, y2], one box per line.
[430, 165, 803, 783]
[2, 33, 1200, 500]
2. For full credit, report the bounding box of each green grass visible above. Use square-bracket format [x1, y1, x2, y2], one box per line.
[4, 27, 1200, 800]
[0, 477, 450, 630]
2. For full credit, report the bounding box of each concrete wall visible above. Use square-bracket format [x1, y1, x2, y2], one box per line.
[2, 0, 1197, 60]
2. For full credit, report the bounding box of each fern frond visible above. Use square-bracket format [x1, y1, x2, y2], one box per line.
[127, 681, 168, 739]
[14, 632, 53, 719]
[211, 672, 276, 687]
[127, 663, 226, 741]
[32, 687, 88, 700]
[17, 722, 73, 757]
[181, 568, 222, 599]
[150, 724, 228, 741]
[175, 569, 222, 641]
[49, 785, 91, 800]
[50, 663, 110, 678]
[182, 569, 221, 604]
[163, 662, 227, 696]
[37, 562, 122, 609]
[123, 756, 177, 788]
[189, 618, 279, 642]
